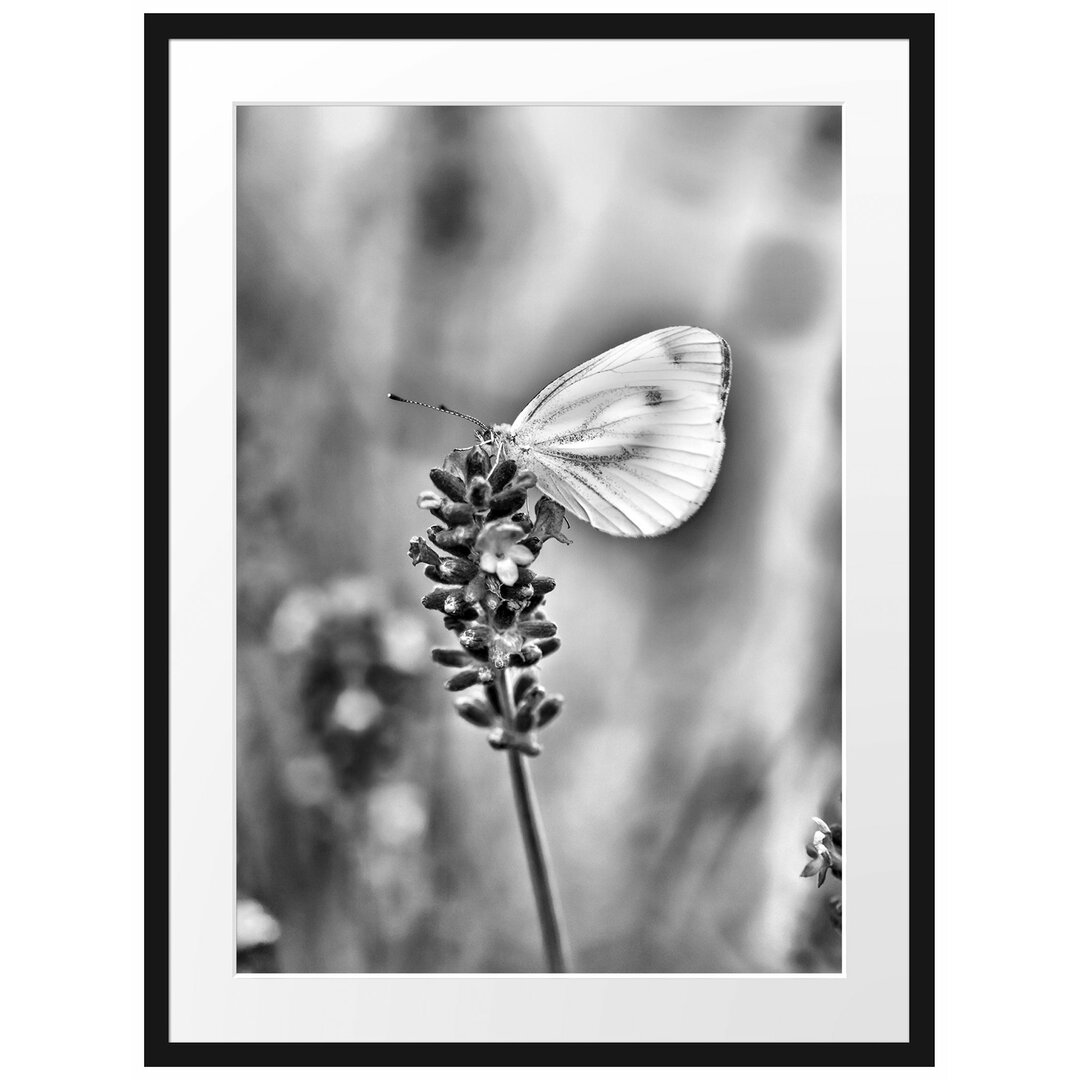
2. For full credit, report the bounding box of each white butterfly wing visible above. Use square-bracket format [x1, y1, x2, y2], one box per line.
[510, 327, 732, 538]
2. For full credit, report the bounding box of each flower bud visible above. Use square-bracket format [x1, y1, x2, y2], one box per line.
[428, 527, 471, 556]
[513, 700, 536, 732]
[421, 586, 463, 611]
[536, 637, 561, 657]
[431, 647, 472, 668]
[535, 694, 564, 728]
[443, 590, 474, 615]
[459, 626, 492, 654]
[466, 447, 488, 480]
[486, 488, 528, 519]
[438, 557, 477, 584]
[445, 667, 482, 691]
[442, 502, 477, 526]
[513, 672, 539, 704]
[518, 643, 543, 666]
[430, 468, 467, 502]
[454, 696, 494, 727]
[531, 576, 556, 595]
[487, 459, 518, 492]
[521, 620, 557, 640]
[431, 558, 477, 585]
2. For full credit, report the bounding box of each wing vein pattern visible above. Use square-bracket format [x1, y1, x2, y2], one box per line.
[510, 326, 732, 538]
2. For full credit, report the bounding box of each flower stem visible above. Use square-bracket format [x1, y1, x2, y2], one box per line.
[496, 671, 569, 973]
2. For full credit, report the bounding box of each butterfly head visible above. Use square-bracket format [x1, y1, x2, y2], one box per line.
[487, 422, 522, 459]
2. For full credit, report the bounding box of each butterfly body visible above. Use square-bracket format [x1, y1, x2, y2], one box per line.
[494, 326, 732, 539]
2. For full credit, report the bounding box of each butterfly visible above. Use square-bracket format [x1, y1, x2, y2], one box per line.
[391, 326, 731, 539]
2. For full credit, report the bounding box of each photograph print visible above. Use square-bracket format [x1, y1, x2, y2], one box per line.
[236, 104, 842, 975]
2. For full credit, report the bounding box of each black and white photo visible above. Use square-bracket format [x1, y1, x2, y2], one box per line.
[236, 103, 842, 976]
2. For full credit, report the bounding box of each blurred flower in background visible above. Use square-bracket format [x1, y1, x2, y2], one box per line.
[236, 895, 281, 974]
[273, 576, 429, 791]
[238, 576, 438, 971]
[237, 105, 842, 973]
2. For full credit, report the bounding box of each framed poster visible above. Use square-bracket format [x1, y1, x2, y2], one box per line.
[149, 12, 933, 1066]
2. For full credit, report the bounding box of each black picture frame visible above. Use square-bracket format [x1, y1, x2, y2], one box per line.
[146, 12, 934, 1067]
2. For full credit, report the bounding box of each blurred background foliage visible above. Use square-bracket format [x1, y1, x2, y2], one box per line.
[237, 105, 841, 974]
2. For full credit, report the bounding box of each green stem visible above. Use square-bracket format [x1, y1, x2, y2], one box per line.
[496, 671, 569, 973]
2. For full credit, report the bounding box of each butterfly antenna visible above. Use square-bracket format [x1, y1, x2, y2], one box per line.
[387, 392, 487, 429]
